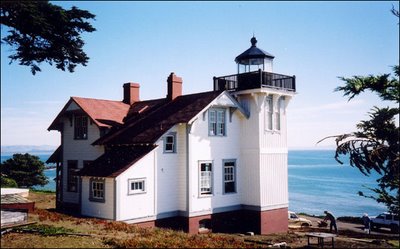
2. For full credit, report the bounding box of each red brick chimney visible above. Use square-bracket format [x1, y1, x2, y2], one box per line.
[167, 72, 182, 101]
[123, 82, 140, 105]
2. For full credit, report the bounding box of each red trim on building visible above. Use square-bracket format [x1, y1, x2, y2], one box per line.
[1, 202, 35, 213]
[259, 207, 288, 234]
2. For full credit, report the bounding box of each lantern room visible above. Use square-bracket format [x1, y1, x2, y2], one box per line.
[235, 36, 274, 73]
[213, 36, 295, 92]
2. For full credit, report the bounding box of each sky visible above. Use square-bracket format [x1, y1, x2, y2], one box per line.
[1, 1, 399, 150]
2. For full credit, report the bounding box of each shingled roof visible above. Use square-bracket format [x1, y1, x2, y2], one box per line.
[94, 90, 223, 146]
[76, 90, 223, 177]
[78, 145, 156, 177]
[53, 86, 232, 177]
[48, 97, 130, 130]
[46, 145, 62, 164]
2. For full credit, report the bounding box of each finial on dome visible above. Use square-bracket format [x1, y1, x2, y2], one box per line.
[251, 36, 257, 47]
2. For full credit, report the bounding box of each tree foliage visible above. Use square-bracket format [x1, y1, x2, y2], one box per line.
[0, 153, 48, 188]
[0, 1, 96, 74]
[1, 176, 18, 188]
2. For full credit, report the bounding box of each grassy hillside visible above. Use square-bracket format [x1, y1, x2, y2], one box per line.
[1, 192, 398, 248]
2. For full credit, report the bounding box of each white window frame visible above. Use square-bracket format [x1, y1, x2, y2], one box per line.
[74, 115, 88, 140]
[223, 159, 237, 194]
[275, 96, 284, 131]
[128, 178, 146, 195]
[90, 178, 105, 202]
[164, 132, 176, 153]
[209, 108, 226, 136]
[199, 161, 213, 196]
[67, 160, 78, 192]
[265, 96, 273, 131]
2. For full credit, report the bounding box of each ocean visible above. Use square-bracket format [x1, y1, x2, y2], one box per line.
[1, 150, 387, 217]
[288, 150, 386, 217]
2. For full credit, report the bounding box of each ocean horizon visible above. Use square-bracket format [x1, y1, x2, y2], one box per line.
[1, 150, 387, 217]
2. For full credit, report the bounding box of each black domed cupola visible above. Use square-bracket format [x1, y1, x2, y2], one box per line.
[235, 36, 274, 73]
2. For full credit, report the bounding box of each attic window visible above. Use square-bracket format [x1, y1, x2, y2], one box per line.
[74, 115, 88, 140]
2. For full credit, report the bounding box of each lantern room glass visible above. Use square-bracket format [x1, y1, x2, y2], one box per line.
[237, 58, 273, 74]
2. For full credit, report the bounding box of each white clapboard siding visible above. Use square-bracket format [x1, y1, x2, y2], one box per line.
[237, 90, 291, 209]
[61, 113, 104, 204]
[115, 149, 156, 221]
[81, 177, 115, 219]
[155, 124, 187, 215]
[238, 94, 262, 206]
[259, 153, 288, 207]
[188, 107, 243, 214]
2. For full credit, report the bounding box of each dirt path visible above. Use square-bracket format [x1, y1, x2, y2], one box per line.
[300, 214, 399, 238]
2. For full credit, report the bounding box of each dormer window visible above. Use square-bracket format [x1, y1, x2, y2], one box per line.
[209, 108, 226, 136]
[74, 115, 88, 140]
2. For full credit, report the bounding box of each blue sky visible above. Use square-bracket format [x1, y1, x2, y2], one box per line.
[1, 1, 399, 149]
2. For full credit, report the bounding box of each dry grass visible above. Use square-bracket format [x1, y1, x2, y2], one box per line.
[1, 192, 397, 248]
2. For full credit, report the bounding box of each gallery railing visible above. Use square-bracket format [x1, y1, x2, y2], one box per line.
[213, 69, 296, 92]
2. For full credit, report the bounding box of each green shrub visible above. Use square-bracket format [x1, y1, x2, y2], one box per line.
[30, 188, 56, 193]
[20, 224, 75, 235]
[1, 176, 18, 187]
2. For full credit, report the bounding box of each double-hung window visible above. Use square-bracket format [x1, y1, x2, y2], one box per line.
[199, 162, 213, 196]
[265, 96, 285, 131]
[265, 96, 273, 130]
[275, 96, 284, 131]
[67, 160, 78, 192]
[223, 160, 236, 194]
[90, 179, 105, 202]
[164, 133, 176, 153]
[128, 178, 146, 195]
[74, 115, 88, 140]
[209, 109, 226, 136]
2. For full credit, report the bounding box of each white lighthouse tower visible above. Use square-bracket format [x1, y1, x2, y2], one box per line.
[214, 36, 296, 234]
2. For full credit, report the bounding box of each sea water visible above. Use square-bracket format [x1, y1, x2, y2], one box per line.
[288, 150, 387, 217]
[1, 150, 388, 217]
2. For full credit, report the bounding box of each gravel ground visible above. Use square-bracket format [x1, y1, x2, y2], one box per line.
[300, 214, 399, 238]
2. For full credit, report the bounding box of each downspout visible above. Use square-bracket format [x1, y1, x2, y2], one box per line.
[114, 178, 117, 220]
[60, 126, 64, 209]
[185, 123, 191, 216]
[153, 149, 157, 220]
[78, 177, 82, 213]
